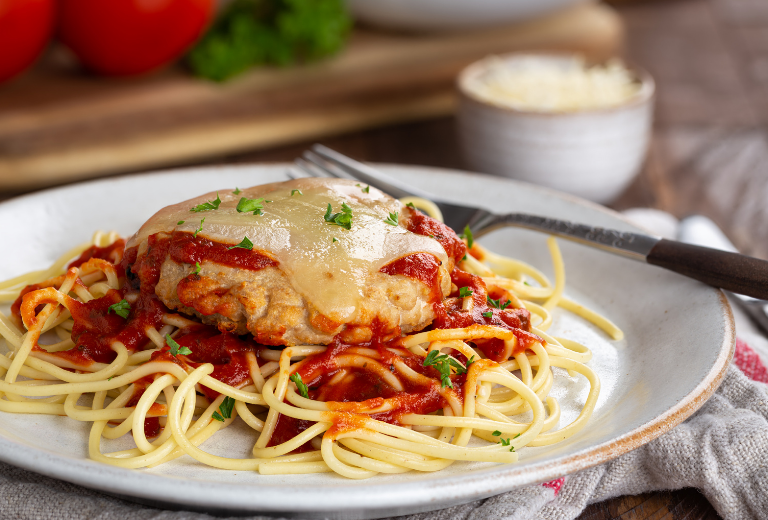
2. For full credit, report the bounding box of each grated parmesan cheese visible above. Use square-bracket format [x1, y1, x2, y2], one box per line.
[465, 55, 641, 113]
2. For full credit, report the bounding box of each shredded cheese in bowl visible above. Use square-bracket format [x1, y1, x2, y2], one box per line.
[463, 55, 641, 113]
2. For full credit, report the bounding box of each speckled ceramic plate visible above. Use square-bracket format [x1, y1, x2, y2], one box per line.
[0, 164, 733, 519]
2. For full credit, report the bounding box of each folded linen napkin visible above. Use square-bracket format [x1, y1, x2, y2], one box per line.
[1, 210, 765, 520]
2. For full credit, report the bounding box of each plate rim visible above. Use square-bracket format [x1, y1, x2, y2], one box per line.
[0, 163, 735, 516]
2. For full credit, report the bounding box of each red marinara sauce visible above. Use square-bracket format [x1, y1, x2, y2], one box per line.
[401, 206, 466, 265]
[380, 252, 443, 303]
[161, 326, 261, 400]
[377, 208, 465, 308]
[432, 268, 543, 361]
[167, 231, 277, 271]
[122, 231, 277, 293]
[61, 289, 167, 365]
[68, 239, 126, 269]
[268, 336, 465, 450]
[13, 239, 168, 365]
[10, 240, 127, 330]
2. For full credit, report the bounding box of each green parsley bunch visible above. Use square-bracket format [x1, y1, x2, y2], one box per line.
[188, 0, 353, 81]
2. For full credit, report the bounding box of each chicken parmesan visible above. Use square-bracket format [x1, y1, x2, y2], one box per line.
[125, 178, 460, 346]
[0, 177, 621, 479]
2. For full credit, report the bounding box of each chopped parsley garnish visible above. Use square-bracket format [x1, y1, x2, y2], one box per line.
[406, 202, 416, 209]
[233, 187, 242, 195]
[487, 296, 511, 310]
[459, 286, 473, 298]
[107, 299, 130, 319]
[423, 350, 466, 389]
[384, 211, 399, 226]
[514, 433, 521, 439]
[177, 220, 185, 225]
[356, 184, 370, 193]
[332, 237, 338, 243]
[460, 225, 474, 249]
[228, 236, 254, 250]
[467, 355, 476, 367]
[462, 254, 468, 261]
[524, 281, 531, 286]
[323, 202, 353, 230]
[190, 192, 221, 212]
[291, 189, 302, 196]
[193, 262, 201, 275]
[108, 376, 115, 381]
[495, 435, 515, 451]
[482, 311, 493, 318]
[193, 218, 205, 238]
[165, 334, 192, 357]
[212, 396, 235, 422]
[236, 196, 265, 215]
[290, 373, 309, 398]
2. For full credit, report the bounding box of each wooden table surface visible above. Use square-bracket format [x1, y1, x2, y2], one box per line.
[5, 0, 765, 518]
[176, 0, 764, 517]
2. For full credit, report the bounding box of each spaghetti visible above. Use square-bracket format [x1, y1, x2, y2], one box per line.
[0, 180, 621, 479]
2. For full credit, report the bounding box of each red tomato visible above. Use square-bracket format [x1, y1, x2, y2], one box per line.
[0, 0, 55, 83]
[58, 0, 214, 76]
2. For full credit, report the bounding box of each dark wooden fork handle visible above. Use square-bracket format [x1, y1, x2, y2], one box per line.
[647, 239, 768, 299]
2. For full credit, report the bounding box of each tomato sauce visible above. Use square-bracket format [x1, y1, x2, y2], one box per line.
[430, 268, 542, 362]
[122, 235, 169, 293]
[68, 239, 126, 269]
[168, 326, 260, 400]
[266, 337, 459, 449]
[167, 232, 277, 272]
[380, 252, 443, 302]
[402, 208, 466, 265]
[10, 278, 62, 329]
[144, 417, 162, 439]
[269, 415, 316, 452]
[324, 412, 368, 438]
[65, 289, 167, 364]
[11, 240, 123, 328]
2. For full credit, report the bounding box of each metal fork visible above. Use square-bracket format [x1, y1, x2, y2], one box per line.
[292, 144, 768, 300]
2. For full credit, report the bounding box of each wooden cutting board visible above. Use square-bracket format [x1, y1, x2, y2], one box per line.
[0, 2, 623, 191]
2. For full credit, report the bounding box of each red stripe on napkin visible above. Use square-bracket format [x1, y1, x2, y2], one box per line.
[733, 338, 768, 383]
[542, 477, 564, 495]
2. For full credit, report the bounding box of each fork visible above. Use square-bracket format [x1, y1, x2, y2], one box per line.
[292, 144, 768, 300]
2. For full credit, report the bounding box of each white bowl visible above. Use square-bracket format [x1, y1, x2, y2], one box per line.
[345, 0, 584, 32]
[457, 54, 655, 204]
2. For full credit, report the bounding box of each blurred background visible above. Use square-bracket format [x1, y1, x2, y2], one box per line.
[1, 0, 766, 515]
[3, 0, 767, 251]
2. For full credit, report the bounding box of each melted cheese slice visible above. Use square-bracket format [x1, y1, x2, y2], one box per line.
[127, 178, 449, 321]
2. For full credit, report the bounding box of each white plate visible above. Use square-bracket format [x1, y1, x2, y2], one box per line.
[0, 164, 733, 518]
